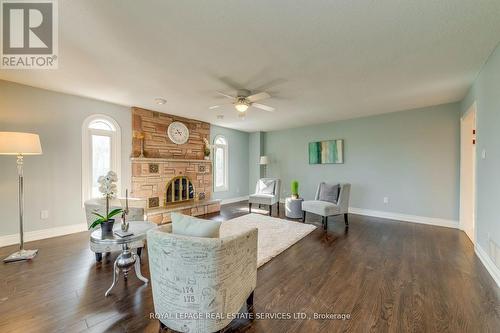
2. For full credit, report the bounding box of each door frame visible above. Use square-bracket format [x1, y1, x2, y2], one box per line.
[459, 102, 477, 244]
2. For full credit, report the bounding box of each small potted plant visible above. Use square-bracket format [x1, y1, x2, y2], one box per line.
[89, 171, 122, 237]
[291, 180, 299, 199]
[203, 137, 212, 160]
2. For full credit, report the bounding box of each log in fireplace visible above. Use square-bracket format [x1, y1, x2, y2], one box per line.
[165, 176, 195, 205]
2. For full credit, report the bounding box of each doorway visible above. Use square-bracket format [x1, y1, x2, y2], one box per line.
[460, 104, 476, 243]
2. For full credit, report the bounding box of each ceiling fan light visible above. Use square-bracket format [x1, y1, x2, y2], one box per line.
[235, 102, 249, 112]
[154, 97, 167, 105]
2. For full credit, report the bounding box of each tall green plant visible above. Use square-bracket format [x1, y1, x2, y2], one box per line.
[291, 180, 299, 198]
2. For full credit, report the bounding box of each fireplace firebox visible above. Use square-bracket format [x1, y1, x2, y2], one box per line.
[166, 176, 195, 205]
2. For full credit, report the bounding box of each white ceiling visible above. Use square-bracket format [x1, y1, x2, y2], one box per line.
[1, 0, 500, 132]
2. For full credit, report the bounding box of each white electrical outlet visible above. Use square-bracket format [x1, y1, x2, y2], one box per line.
[482, 149, 486, 159]
[383, 197, 389, 204]
[40, 210, 49, 220]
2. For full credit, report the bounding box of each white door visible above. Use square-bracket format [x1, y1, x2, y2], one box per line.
[460, 105, 476, 243]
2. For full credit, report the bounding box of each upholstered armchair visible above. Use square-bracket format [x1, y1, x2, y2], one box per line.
[302, 183, 351, 230]
[248, 178, 281, 216]
[84, 198, 146, 262]
[147, 224, 258, 333]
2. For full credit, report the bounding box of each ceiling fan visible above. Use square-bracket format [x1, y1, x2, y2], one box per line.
[209, 89, 275, 115]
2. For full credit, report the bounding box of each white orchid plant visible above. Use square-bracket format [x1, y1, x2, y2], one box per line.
[89, 171, 123, 229]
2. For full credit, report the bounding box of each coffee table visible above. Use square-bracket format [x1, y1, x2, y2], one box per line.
[90, 221, 157, 296]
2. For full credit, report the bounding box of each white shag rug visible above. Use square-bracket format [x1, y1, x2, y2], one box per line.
[219, 213, 316, 267]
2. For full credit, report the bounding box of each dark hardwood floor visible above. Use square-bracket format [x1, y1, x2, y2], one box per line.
[0, 201, 499, 332]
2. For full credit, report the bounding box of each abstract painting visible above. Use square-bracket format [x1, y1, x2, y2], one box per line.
[308, 139, 344, 164]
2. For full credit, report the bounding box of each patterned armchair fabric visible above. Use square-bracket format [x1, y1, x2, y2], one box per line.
[147, 224, 258, 333]
[85, 198, 146, 253]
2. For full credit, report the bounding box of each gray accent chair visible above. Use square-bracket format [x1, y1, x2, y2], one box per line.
[147, 224, 258, 333]
[248, 178, 281, 216]
[302, 183, 351, 230]
[84, 198, 146, 262]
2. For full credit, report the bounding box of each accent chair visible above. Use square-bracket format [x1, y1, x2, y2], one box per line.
[302, 183, 351, 230]
[248, 178, 281, 216]
[147, 224, 258, 333]
[84, 197, 146, 262]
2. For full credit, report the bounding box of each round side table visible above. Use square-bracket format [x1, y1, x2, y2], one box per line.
[90, 221, 157, 296]
[285, 197, 304, 219]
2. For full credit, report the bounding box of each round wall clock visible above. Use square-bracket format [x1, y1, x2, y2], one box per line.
[167, 121, 190, 144]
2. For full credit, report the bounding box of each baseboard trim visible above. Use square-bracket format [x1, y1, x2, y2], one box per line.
[0, 223, 88, 248]
[349, 207, 459, 229]
[220, 196, 249, 205]
[475, 244, 500, 288]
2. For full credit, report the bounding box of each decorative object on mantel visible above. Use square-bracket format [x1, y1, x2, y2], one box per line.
[0, 132, 43, 263]
[89, 171, 123, 238]
[133, 131, 146, 158]
[203, 137, 212, 160]
[291, 180, 299, 199]
[309, 139, 344, 164]
[167, 121, 190, 145]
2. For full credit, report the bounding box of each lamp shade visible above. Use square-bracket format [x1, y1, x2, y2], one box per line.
[0, 132, 42, 155]
[259, 156, 269, 165]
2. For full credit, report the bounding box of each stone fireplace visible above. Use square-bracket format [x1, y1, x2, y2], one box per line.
[130, 107, 221, 224]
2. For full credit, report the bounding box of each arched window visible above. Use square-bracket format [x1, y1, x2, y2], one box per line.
[213, 135, 228, 192]
[82, 115, 121, 203]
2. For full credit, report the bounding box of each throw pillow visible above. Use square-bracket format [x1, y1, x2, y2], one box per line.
[258, 179, 276, 195]
[171, 212, 221, 238]
[319, 183, 340, 204]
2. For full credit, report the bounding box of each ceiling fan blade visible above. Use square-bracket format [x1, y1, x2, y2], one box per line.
[247, 92, 270, 102]
[216, 91, 235, 99]
[252, 103, 275, 112]
[209, 105, 226, 110]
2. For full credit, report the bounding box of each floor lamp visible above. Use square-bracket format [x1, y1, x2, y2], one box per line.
[259, 155, 269, 177]
[0, 132, 43, 263]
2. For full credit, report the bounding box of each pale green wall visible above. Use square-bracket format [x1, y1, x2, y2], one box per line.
[210, 125, 250, 200]
[0, 80, 132, 236]
[249, 132, 265, 191]
[460, 42, 500, 267]
[264, 103, 461, 220]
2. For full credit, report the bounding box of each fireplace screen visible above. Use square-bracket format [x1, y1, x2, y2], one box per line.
[166, 176, 195, 204]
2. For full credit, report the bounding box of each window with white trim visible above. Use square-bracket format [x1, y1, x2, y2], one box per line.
[82, 115, 121, 202]
[213, 135, 228, 192]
